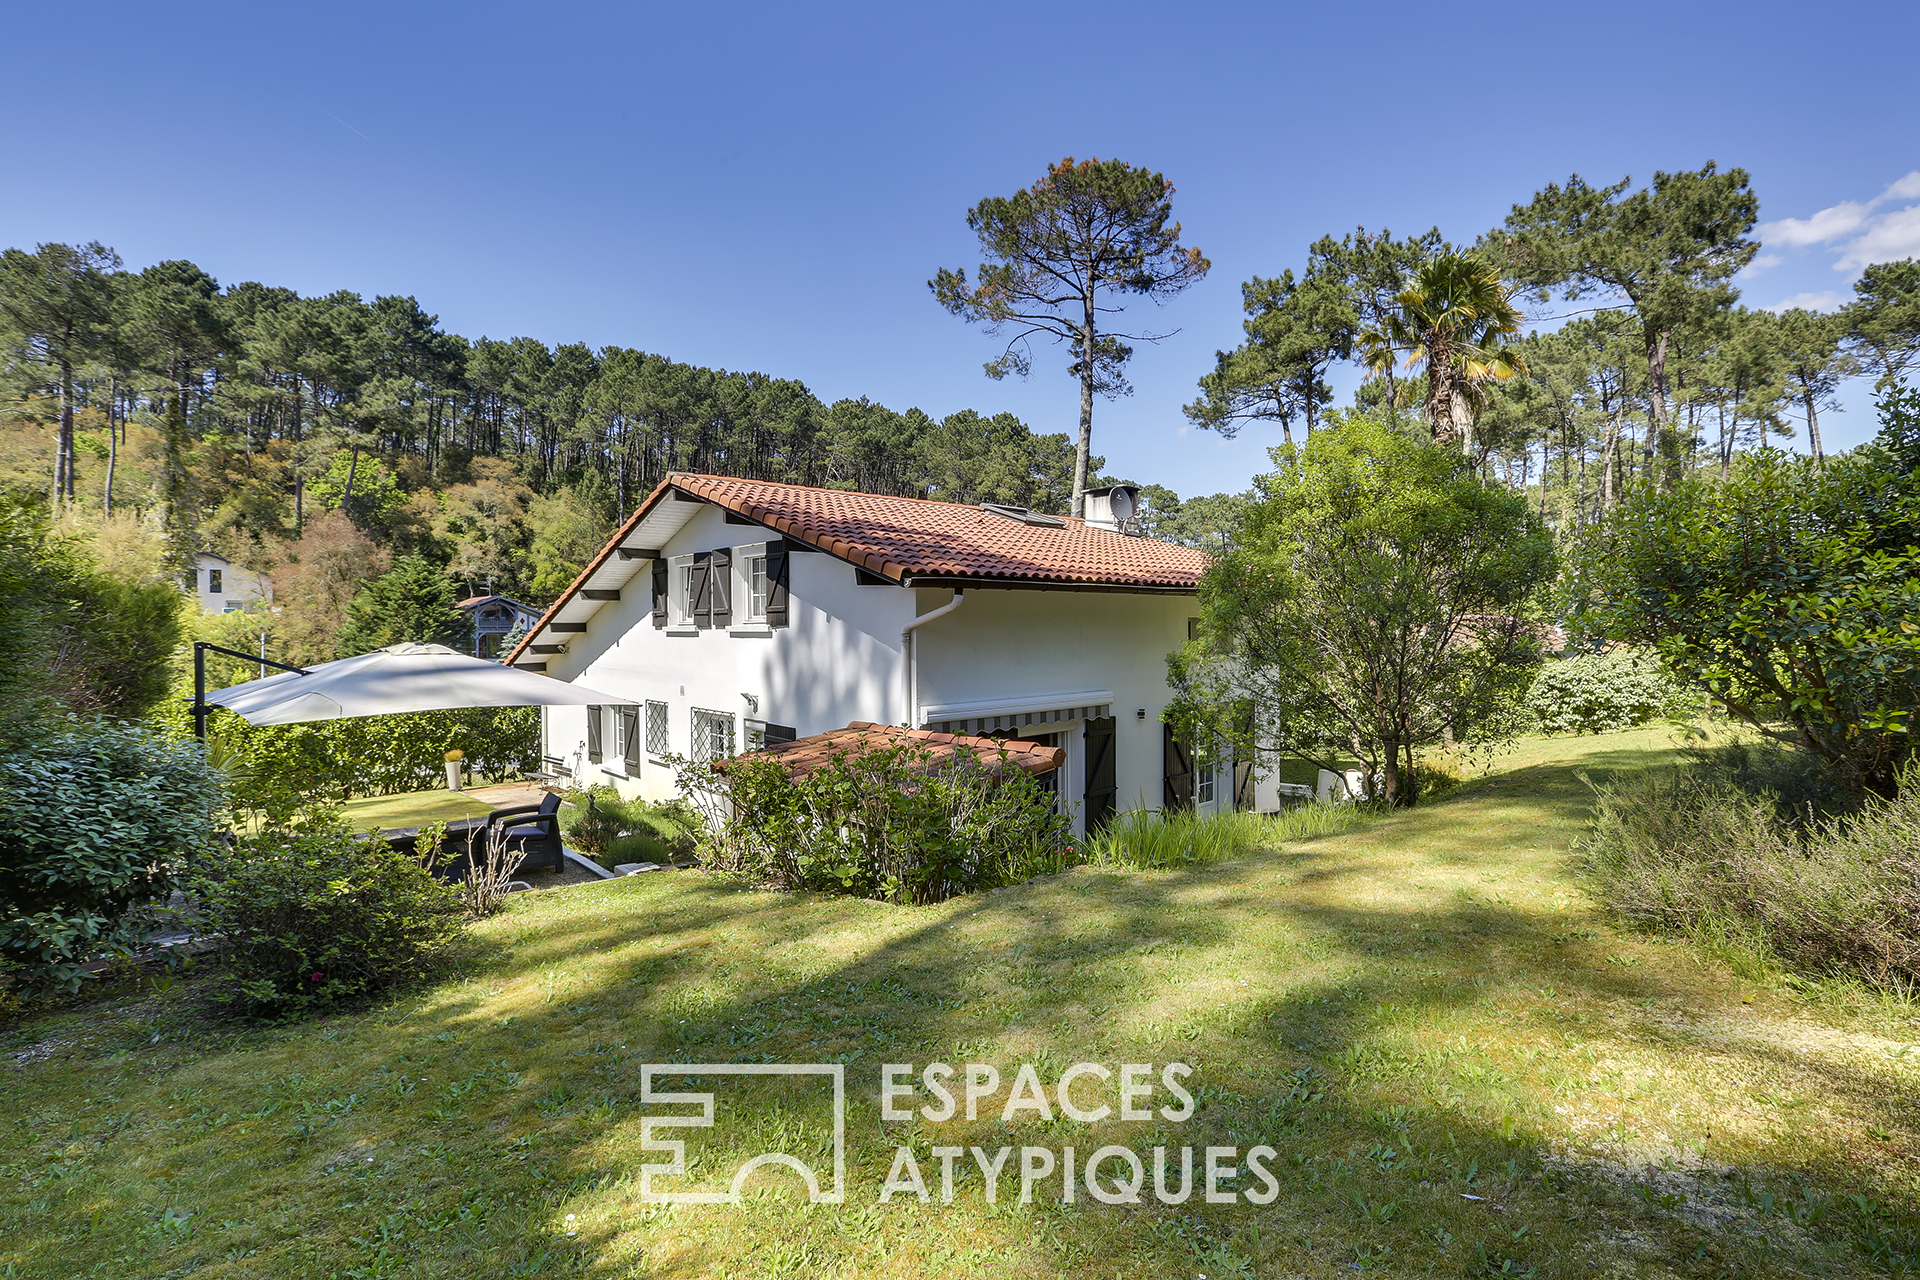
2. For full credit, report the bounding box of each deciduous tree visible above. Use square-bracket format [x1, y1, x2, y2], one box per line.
[1170, 417, 1554, 806]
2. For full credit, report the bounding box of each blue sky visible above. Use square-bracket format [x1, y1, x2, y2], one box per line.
[2, 1, 1914, 501]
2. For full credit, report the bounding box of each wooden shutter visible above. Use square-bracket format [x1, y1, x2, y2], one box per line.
[708, 548, 731, 629]
[689, 552, 711, 629]
[1163, 722, 1194, 811]
[586, 705, 603, 763]
[1083, 717, 1118, 833]
[764, 541, 790, 627]
[651, 561, 667, 629]
[622, 706, 642, 773]
[1233, 758, 1255, 811]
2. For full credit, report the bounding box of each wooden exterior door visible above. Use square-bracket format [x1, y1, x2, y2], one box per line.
[1233, 758, 1256, 811]
[1083, 717, 1117, 833]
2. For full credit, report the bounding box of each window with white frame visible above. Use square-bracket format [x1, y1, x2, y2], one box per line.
[645, 700, 669, 757]
[1195, 761, 1217, 806]
[690, 708, 735, 762]
[738, 548, 769, 624]
[612, 704, 630, 764]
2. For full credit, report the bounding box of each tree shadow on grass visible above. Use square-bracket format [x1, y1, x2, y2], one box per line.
[8, 795, 1918, 1278]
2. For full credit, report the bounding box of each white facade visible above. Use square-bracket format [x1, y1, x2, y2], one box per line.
[192, 553, 271, 614]
[536, 501, 1275, 831]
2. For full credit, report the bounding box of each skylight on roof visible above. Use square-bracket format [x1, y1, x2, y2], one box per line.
[978, 502, 1067, 528]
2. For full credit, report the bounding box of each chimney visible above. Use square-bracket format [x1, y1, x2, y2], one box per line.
[1082, 485, 1140, 534]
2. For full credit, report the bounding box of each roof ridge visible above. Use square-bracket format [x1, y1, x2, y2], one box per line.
[671, 472, 1075, 519]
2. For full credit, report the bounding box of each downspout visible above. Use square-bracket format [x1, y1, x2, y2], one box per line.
[901, 589, 965, 728]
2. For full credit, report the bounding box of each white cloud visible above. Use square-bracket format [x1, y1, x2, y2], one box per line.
[1836, 202, 1920, 272]
[1759, 170, 1920, 275]
[1763, 290, 1848, 314]
[1759, 201, 1871, 248]
[1881, 170, 1920, 201]
[1738, 252, 1783, 277]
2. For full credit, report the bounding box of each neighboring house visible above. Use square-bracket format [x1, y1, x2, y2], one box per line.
[506, 474, 1279, 833]
[457, 594, 545, 660]
[192, 552, 271, 614]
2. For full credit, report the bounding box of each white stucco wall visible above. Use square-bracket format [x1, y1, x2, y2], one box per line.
[912, 586, 1196, 822]
[193, 554, 271, 614]
[538, 502, 1261, 828]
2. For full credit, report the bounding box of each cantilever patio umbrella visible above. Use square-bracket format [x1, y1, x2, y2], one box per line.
[194, 641, 631, 735]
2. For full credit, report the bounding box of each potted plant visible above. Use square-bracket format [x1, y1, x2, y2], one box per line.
[444, 749, 465, 792]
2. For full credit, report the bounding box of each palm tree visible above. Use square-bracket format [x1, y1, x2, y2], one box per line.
[1358, 253, 1528, 451]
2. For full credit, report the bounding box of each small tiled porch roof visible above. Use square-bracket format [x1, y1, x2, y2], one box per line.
[716, 721, 1065, 780]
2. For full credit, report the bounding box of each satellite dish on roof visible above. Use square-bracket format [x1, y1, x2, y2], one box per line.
[1083, 485, 1140, 533]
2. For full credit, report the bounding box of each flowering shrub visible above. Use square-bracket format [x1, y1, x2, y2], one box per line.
[681, 742, 1072, 904]
[193, 810, 464, 1015]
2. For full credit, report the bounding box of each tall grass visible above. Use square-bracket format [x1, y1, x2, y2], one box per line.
[1584, 767, 1920, 989]
[1081, 803, 1366, 871]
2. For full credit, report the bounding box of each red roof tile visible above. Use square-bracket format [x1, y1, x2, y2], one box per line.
[671, 474, 1206, 589]
[503, 474, 1206, 665]
[715, 721, 1065, 779]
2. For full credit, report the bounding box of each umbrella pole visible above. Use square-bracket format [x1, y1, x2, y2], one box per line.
[191, 641, 311, 741]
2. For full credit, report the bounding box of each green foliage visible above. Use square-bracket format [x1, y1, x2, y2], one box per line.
[1563, 386, 1920, 797]
[0, 498, 186, 734]
[932, 156, 1209, 509]
[1080, 804, 1364, 871]
[561, 785, 701, 864]
[193, 810, 465, 1014]
[1583, 763, 1920, 990]
[305, 448, 405, 527]
[336, 554, 474, 656]
[1527, 649, 1684, 735]
[0, 721, 220, 994]
[154, 697, 539, 803]
[1171, 416, 1555, 805]
[1356, 252, 1529, 448]
[683, 743, 1071, 904]
[1496, 162, 1761, 482]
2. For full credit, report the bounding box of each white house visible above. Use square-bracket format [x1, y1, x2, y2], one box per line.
[506, 474, 1275, 833]
[192, 552, 272, 614]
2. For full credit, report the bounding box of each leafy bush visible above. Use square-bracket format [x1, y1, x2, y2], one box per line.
[1564, 386, 1920, 797]
[155, 700, 540, 802]
[562, 786, 702, 864]
[1082, 803, 1365, 871]
[0, 722, 220, 994]
[1583, 765, 1920, 989]
[683, 742, 1071, 904]
[194, 812, 465, 1014]
[1527, 648, 1685, 735]
[0, 499, 185, 740]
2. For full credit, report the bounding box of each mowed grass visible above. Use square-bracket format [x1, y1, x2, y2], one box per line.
[7, 728, 1920, 1278]
[337, 791, 500, 832]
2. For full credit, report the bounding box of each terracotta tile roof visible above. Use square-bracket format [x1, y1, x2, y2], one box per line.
[671, 474, 1206, 590]
[716, 721, 1065, 779]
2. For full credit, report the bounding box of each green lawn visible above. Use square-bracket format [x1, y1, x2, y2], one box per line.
[338, 790, 502, 832]
[6, 728, 1919, 1278]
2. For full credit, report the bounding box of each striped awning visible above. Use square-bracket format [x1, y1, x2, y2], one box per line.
[919, 690, 1114, 736]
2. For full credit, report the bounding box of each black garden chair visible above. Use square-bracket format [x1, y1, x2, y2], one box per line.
[480, 791, 566, 874]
